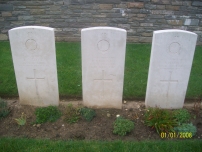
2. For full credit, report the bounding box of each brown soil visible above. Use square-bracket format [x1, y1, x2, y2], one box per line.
[0, 98, 202, 141]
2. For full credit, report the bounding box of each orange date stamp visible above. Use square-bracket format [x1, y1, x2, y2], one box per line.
[160, 132, 193, 138]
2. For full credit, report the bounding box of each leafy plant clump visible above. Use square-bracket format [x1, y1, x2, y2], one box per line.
[113, 117, 135, 136]
[15, 112, 26, 126]
[65, 103, 80, 124]
[173, 109, 191, 125]
[80, 107, 96, 121]
[35, 106, 62, 124]
[174, 123, 197, 136]
[144, 108, 178, 134]
[0, 98, 10, 119]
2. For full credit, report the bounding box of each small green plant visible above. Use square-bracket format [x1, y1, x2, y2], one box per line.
[0, 98, 10, 119]
[80, 107, 96, 121]
[65, 103, 80, 124]
[35, 106, 62, 124]
[144, 108, 178, 134]
[113, 117, 135, 136]
[173, 109, 191, 124]
[174, 123, 197, 136]
[15, 112, 26, 126]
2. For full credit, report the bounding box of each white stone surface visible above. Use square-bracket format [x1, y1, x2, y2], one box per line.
[81, 27, 126, 109]
[9, 26, 59, 106]
[145, 29, 197, 109]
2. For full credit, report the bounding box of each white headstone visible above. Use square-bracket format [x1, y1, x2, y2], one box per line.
[81, 27, 126, 109]
[9, 26, 59, 106]
[145, 29, 197, 109]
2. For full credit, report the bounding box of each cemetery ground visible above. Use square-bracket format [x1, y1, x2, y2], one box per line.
[0, 98, 202, 141]
[0, 99, 202, 151]
[0, 42, 202, 150]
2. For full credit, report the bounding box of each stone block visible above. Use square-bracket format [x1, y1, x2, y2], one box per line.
[68, 23, 89, 28]
[172, 1, 183, 5]
[62, 0, 70, 5]
[141, 32, 153, 37]
[81, 5, 93, 9]
[118, 24, 130, 30]
[111, 18, 128, 24]
[127, 29, 137, 35]
[50, 22, 69, 28]
[131, 21, 140, 26]
[127, 36, 139, 42]
[81, 27, 126, 109]
[151, 10, 174, 15]
[0, 4, 13, 11]
[182, 1, 192, 6]
[145, 4, 156, 9]
[0, 34, 8, 40]
[30, 9, 46, 15]
[94, 18, 110, 23]
[166, 5, 180, 11]
[137, 14, 147, 18]
[184, 19, 199, 26]
[77, 18, 94, 22]
[96, 0, 121, 4]
[63, 28, 78, 32]
[99, 4, 113, 10]
[145, 30, 197, 109]
[71, 0, 86, 4]
[81, 13, 93, 17]
[5, 17, 18, 21]
[39, 15, 51, 19]
[12, 11, 29, 16]
[127, 2, 144, 8]
[65, 19, 77, 22]
[46, 11, 62, 15]
[39, 19, 55, 23]
[151, 0, 170, 4]
[139, 36, 152, 43]
[93, 14, 107, 18]
[156, 5, 165, 9]
[2, 12, 12, 17]
[24, 1, 53, 6]
[50, 6, 61, 10]
[9, 26, 59, 106]
[18, 16, 34, 21]
[54, 1, 65, 5]
[139, 9, 151, 14]
[0, 17, 4, 21]
[148, 15, 164, 18]
[192, 1, 202, 7]
[85, 0, 95, 4]
[167, 20, 183, 26]
[106, 13, 122, 18]
[140, 23, 153, 26]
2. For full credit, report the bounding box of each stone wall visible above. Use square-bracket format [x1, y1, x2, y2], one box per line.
[0, 0, 202, 44]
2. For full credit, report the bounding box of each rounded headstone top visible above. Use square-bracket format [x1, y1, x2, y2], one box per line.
[9, 26, 54, 32]
[154, 29, 197, 36]
[81, 26, 126, 33]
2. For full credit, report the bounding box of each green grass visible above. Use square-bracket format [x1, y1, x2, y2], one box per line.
[123, 43, 151, 99]
[0, 42, 202, 99]
[56, 42, 82, 97]
[0, 137, 201, 152]
[0, 42, 17, 96]
[186, 45, 202, 98]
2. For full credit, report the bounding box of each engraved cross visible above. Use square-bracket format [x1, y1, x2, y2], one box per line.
[27, 69, 45, 97]
[160, 71, 178, 97]
[94, 70, 112, 97]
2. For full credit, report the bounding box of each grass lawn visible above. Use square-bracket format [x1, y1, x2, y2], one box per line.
[0, 41, 202, 99]
[0, 137, 201, 152]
